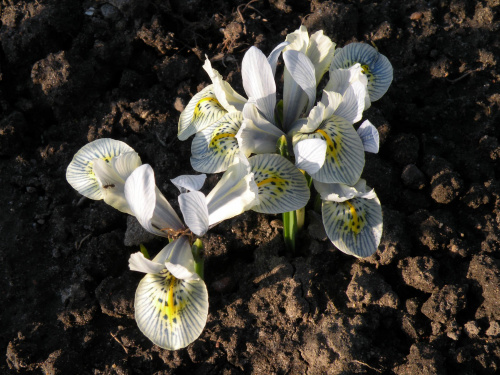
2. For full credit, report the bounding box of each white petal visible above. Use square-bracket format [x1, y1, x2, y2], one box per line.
[242, 47, 277, 122]
[333, 81, 366, 124]
[325, 63, 364, 96]
[283, 50, 317, 116]
[178, 85, 227, 141]
[205, 156, 259, 225]
[125, 165, 183, 237]
[111, 152, 142, 180]
[294, 138, 327, 174]
[307, 30, 336, 84]
[129, 252, 165, 274]
[282, 67, 308, 130]
[203, 58, 247, 112]
[322, 195, 383, 258]
[267, 41, 289, 76]
[93, 159, 131, 214]
[314, 179, 376, 202]
[284, 25, 309, 54]
[66, 138, 134, 200]
[250, 154, 310, 214]
[357, 120, 380, 153]
[163, 236, 199, 280]
[134, 269, 208, 349]
[171, 174, 207, 193]
[178, 191, 209, 237]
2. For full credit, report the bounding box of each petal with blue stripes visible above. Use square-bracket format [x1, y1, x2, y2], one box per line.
[294, 116, 365, 185]
[357, 120, 380, 153]
[190, 112, 243, 173]
[178, 85, 228, 141]
[330, 43, 393, 102]
[249, 154, 310, 214]
[322, 195, 383, 258]
[66, 138, 136, 200]
[134, 269, 208, 350]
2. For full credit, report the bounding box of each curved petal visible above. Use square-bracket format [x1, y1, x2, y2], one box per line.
[267, 41, 290, 76]
[205, 155, 259, 225]
[294, 138, 327, 174]
[314, 179, 376, 202]
[242, 46, 276, 123]
[334, 81, 367, 124]
[203, 58, 247, 112]
[66, 138, 135, 200]
[330, 43, 393, 101]
[236, 118, 285, 156]
[125, 165, 184, 237]
[162, 236, 199, 280]
[178, 85, 227, 141]
[129, 252, 165, 274]
[324, 63, 365, 96]
[322, 195, 383, 258]
[294, 116, 365, 185]
[134, 270, 208, 350]
[307, 30, 336, 84]
[357, 120, 380, 153]
[171, 174, 207, 193]
[93, 159, 131, 214]
[178, 191, 209, 237]
[190, 112, 243, 173]
[283, 50, 316, 117]
[284, 25, 309, 54]
[111, 152, 142, 180]
[250, 154, 310, 214]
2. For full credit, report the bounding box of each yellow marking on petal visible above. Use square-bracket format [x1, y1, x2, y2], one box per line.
[344, 200, 364, 235]
[193, 97, 223, 119]
[257, 176, 287, 187]
[152, 275, 188, 327]
[210, 133, 236, 145]
[167, 276, 176, 325]
[315, 128, 341, 162]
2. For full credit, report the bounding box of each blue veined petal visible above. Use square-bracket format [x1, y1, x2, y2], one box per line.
[293, 116, 365, 185]
[322, 195, 383, 258]
[330, 43, 393, 102]
[249, 154, 310, 214]
[357, 120, 380, 153]
[134, 269, 208, 350]
[267, 41, 290, 77]
[178, 191, 209, 237]
[190, 112, 243, 173]
[66, 138, 136, 200]
[178, 85, 228, 141]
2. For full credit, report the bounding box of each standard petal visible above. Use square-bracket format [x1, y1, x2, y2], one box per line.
[178, 191, 209, 237]
[307, 30, 336, 84]
[203, 58, 247, 112]
[357, 120, 380, 153]
[178, 85, 227, 141]
[284, 25, 309, 54]
[129, 252, 165, 274]
[171, 174, 207, 193]
[242, 46, 276, 122]
[163, 236, 199, 280]
[66, 138, 135, 200]
[125, 165, 184, 237]
[111, 152, 143, 180]
[134, 269, 208, 350]
[190, 112, 243, 173]
[330, 43, 393, 101]
[333, 81, 366, 124]
[294, 138, 327, 174]
[294, 116, 365, 185]
[283, 50, 317, 116]
[322, 195, 383, 258]
[205, 156, 259, 225]
[250, 154, 310, 214]
[267, 41, 289, 76]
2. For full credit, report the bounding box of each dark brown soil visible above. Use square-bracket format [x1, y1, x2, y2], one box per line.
[1, 0, 500, 374]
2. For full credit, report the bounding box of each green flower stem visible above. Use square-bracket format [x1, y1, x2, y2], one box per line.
[282, 210, 297, 254]
[296, 206, 306, 231]
[191, 238, 204, 280]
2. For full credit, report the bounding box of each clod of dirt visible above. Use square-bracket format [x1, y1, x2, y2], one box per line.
[461, 183, 491, 209]
[409, 209, 456, 252]
[421, 284, 467, 323]
[467, 254, 500, 320]
[95, 274, 136, 319]
[31, 51, 71, 106]
[399, 256, 440, 293]
[422, 155, 464, 204]
[305, 1, 358, 43]
[155, 55, 195, 89]
[390, 134, 420, 166]
[401, 164, 427, 190]
[394, 343, 446, 375]
[124, 215, 159, 247]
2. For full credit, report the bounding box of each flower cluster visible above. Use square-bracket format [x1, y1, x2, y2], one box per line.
[178, 26, 392, 258]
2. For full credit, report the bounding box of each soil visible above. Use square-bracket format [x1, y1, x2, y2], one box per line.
[1, 0, 500, 374]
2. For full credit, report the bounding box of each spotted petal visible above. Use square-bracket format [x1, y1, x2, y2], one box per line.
[190, 112, 243, 173]
[134, 269, 208, 350]
[357, 120, 380, 153]
[331, 43, 393, 101]
[249, 154, 310, 214]
[178, 85, 228, 141]
[322, 195, 383, 258]
[66, 138, 135, 200]
[294, 116, 365, 185]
